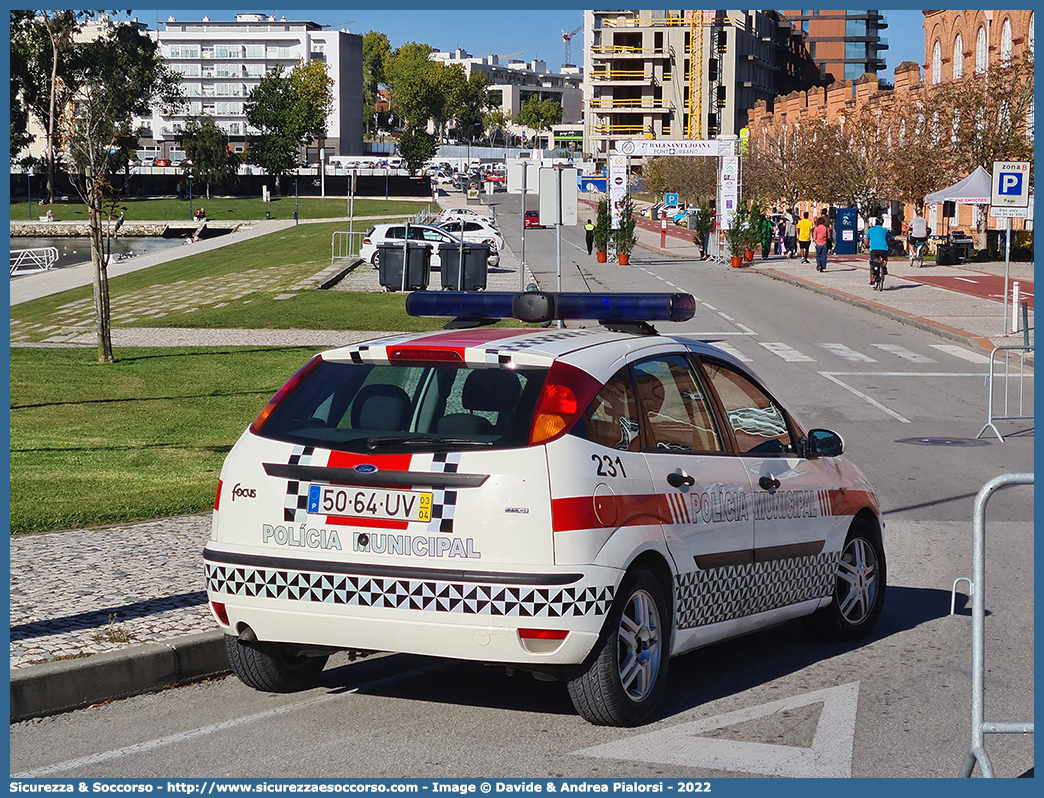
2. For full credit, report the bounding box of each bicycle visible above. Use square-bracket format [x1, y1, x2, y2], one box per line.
[909, 239, 927, 268]
[870, 253, 888, 291]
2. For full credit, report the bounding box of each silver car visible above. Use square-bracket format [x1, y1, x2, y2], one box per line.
[360, 223, 500, 270]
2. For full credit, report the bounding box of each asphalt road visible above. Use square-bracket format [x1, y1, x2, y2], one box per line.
[10, 193, 1034, 780]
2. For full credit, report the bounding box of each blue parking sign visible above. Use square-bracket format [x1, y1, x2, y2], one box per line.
[665, 192, 679, 206]
[998, 172, 1023, 196]
[992, 161, 1030, 207]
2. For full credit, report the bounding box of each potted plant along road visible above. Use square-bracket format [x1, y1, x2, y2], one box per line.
[593, 197, 611, 262]
[692, 205, 713, 260]
[722, 202, 750, 267]
[614, 194, 638, 265]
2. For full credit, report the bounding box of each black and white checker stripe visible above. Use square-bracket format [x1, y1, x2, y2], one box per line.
[426, 452, 461, 533]
[675, 552, 840, 629]
[282, 446, 317, 522]
[206, 562, 614, 619]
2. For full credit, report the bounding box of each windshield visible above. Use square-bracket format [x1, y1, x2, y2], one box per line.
[257, 360, 547, 452]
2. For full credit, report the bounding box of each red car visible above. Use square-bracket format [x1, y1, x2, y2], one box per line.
[154, 158, 170, 167]
[485, 172, 506, 183]
[524, 209, 542, 228]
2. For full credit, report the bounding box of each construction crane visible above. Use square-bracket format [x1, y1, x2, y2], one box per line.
[562, 24, 582, 64]
[687, 10, 703, 139]
[496, 51, 523, 61]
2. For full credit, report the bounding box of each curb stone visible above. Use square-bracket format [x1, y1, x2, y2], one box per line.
[10, 631, 229, 722]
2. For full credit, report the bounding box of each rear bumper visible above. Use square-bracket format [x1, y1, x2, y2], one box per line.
[205, 545, 617, 666]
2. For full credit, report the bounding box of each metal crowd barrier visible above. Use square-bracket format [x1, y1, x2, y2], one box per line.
[330, 231, 365, 265]
[976, 345, 1034, 443]
[953, 473, 1034, 777]
[10, 247, 59, 276]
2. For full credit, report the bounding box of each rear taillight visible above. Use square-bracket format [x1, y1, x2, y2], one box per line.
[214, 479, 223, 511]
[528, 361, 602, 446]
[362, 237, 371, 246]
[210, 601, 230, 626]
[249, 355, 323, 435]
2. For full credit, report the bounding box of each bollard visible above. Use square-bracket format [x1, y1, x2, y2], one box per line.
[660, 214, 667, 248]
[1011, 282, 1020, 332]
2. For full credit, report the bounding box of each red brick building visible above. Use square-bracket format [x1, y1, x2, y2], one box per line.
[748, 10, 1033, 239]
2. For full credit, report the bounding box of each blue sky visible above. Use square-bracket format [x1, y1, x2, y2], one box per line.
[129, 7, 929, 76]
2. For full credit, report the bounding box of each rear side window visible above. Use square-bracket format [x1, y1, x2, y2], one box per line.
[633, 356, 723, 453]
[256, 360, 547, 451]
[574, 368, 640, 451]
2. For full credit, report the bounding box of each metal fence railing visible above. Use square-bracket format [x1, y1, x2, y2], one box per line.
[10, 247, 59, 276]
[976, 345, 1034, 442]
[330, 232, 365, 265]
[953, 473, 1034, 777]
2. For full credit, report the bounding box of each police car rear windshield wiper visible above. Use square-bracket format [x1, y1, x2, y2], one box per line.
[365, 435, 494, 449]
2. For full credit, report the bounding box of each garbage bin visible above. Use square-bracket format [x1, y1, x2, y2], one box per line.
[378, 242, 431, 291]
[686, 212, 697, 230]
[935, 244, 956, 265]
[438, 242, 489, 291]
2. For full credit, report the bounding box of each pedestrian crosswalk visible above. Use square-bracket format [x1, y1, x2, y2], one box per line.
[702, 338, 993, 368]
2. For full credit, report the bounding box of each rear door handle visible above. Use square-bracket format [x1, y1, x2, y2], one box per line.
[667, 472, 696, 488]
[759, 476, 781, 491]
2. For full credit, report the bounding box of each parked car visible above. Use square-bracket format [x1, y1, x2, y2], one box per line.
[206, 290, 886, 727]
[360, 223, 500, 270]
[435, 218, 506, 253]
[484, 173, 506, 183]
[524, 210, 543, 228]
[438, 208, 498, 227]
[154, 159, 170, 167]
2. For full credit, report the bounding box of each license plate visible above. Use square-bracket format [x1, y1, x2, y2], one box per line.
[307, 485, 432, 523]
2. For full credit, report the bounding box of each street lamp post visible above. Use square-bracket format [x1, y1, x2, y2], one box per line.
[295, 168, 299, 225]
[186, 160, 194, 220]
[27, 167, 33, 220]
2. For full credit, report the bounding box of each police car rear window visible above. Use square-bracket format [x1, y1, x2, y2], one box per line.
[256, 360, 547, 451]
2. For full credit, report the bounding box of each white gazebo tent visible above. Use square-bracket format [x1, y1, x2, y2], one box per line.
[924, 165, 993, 251]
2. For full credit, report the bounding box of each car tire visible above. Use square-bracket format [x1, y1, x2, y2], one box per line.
[567, 568, 669, 727]
[803, 517, 886, 641]
[370, 251, 380, 270]
[225, 631, 329, 693]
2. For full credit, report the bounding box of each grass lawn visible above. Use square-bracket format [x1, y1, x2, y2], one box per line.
[9, 346, 323, 534]
[9, 222, 449, 338]
[10, 196, 433, 223]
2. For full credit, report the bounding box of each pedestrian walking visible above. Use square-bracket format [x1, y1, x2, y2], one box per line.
[585, 219, 595, 255]
[784, 214, 797, 258]
[813, 215, 830, 272]
[797, 211, 813, 263]
[760, 213, 773, 260]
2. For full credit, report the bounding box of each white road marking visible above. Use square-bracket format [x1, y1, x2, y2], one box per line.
[929, 344, 992, 364]
[955, 277, 979, 283]
[707, 341, 753, 362]
[718, 312, 735, 321]
[759, 342, 815, 362]
[12, 660, 447, 777]
[819, 373, 911, 422]
[817, 343, 877, 362]
[702, 302, 717, 311]
[736, 323, 758, 336]
[872, 344, 938, 363]
[572, 682, 861, 778]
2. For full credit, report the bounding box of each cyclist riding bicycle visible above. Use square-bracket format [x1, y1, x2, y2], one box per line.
[865, 217, 893, 288]
[907, 211, 930, 266]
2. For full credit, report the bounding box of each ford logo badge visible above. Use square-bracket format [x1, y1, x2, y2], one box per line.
[354, 464, 378, 474]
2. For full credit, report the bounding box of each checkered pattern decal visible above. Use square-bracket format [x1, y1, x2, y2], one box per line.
[427, 453, 461, 533]
[206, 562, 614, 618]
[482, 329, 598, 365]
[675, 552, 840, 629]
[283, 446, 317, 522]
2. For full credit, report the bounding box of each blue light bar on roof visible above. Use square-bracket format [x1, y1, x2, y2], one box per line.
[405, 291, 696, 324]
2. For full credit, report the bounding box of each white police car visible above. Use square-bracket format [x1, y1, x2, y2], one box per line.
[205, 292, 885, 726]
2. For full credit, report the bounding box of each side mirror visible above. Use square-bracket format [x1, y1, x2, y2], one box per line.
[805, 429, 844, 458]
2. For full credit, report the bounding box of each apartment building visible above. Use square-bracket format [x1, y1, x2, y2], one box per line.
[430, 49, 583, 145]
[782, 10, 887, 82]
[582, 9, 819, 162]
[140, 13, 363, 160]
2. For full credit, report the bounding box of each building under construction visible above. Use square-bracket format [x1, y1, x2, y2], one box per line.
[582, 9, 820, 163]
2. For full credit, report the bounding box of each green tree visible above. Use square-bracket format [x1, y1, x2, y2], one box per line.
[362, 31, 392, 137]
[642, 156, 717, 206]
[397, 127, 437, 176]
[59, 23, 184, 363]
[453, 70, 491, 145]
[483, 108, 510, 147]
[514, 97, 563, 147]
[10, 10, 92, 202]
[245, 61, 333, 193]
[179, 116, 240, 199]
[384, 42, 441, 130]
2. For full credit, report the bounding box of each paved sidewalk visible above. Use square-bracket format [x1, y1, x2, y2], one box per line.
[8, 189, 1033, 720]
